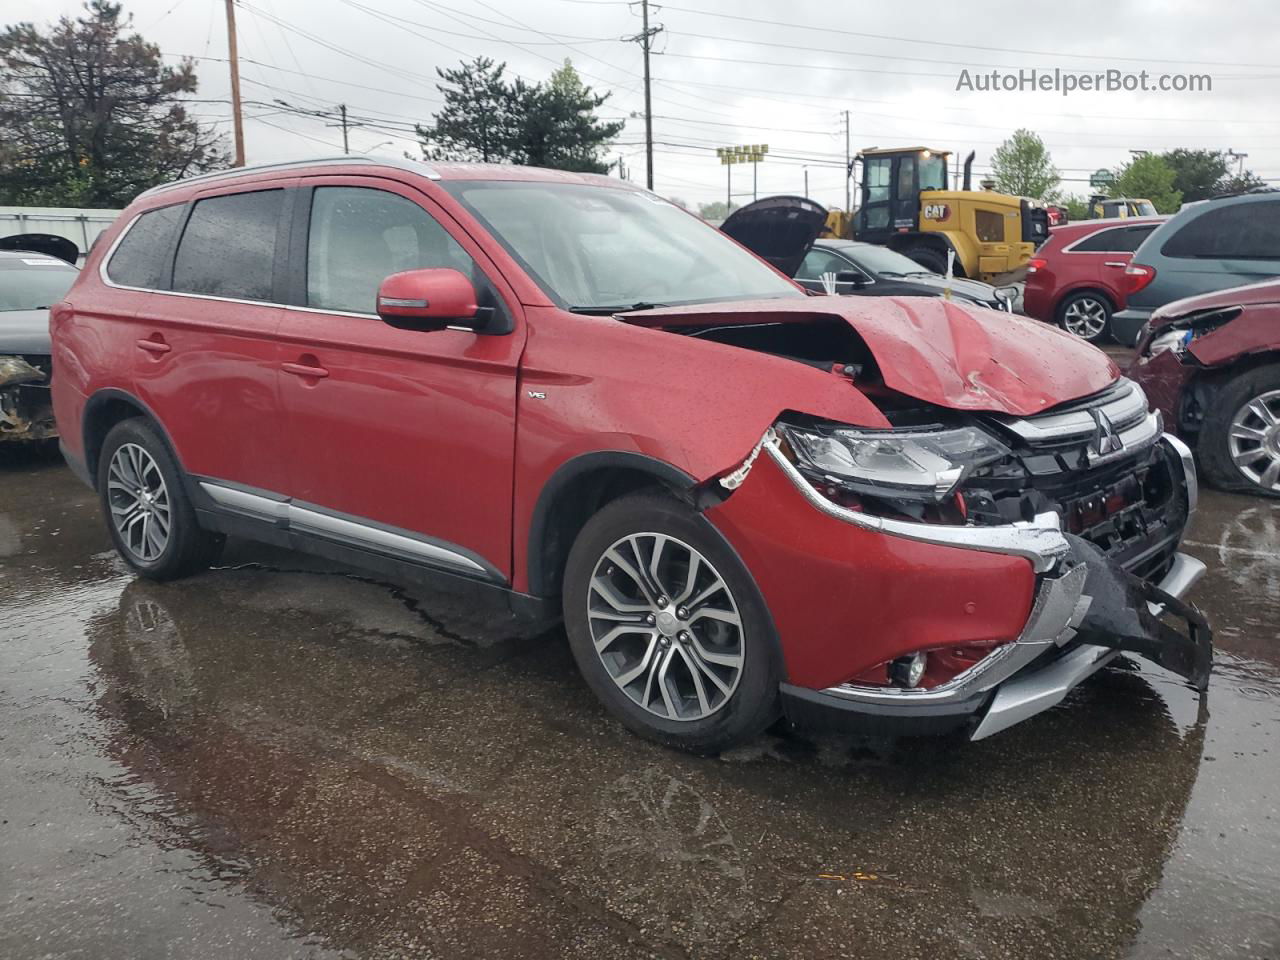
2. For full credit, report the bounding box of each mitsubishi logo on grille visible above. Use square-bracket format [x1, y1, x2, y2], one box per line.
[1089, 408, 1124, 457]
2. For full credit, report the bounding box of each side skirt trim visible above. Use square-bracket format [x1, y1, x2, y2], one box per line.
[197, 479, 497, 581]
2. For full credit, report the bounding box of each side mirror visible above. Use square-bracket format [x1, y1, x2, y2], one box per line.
[835, 270, 867, 288]
[376, 268, 490, 332]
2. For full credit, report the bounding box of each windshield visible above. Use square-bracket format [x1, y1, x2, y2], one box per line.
[0, 260, 77, 312]
[445, 181, 802, 310]
[839, 244, 939, 276]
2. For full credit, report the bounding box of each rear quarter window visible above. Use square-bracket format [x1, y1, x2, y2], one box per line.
[1161, 199, 1280, 260]
[105, 204, 185, 289]
[172, 190, 284, 301]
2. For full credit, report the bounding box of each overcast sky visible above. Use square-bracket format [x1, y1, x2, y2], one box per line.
[8, 0, 1280, 210]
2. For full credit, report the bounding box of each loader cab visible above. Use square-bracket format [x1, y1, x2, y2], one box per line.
[855, 147, 950, 244]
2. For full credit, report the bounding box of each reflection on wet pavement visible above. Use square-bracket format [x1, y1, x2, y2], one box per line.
[2, 448, 1277, 959]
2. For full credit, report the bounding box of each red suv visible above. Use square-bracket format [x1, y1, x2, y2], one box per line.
[1024, 217, 1165, 343]
[51, 158, 1211, 751]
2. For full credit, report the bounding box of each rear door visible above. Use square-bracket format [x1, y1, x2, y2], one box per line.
[128, 183, 292, 495]
[274, 177, 525, 582]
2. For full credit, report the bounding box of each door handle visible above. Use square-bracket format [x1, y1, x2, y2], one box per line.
[136, 337, 171, 354]
[282, 360, 329, 379]
[1103, 261, 1127, 268]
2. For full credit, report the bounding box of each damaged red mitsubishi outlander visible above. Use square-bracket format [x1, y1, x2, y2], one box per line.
[51, 158, 1212, 752]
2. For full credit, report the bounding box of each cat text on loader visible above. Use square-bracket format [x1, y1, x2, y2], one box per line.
[840, 147, 1049, 284]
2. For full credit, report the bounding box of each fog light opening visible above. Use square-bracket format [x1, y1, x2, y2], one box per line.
[889, 652, 927, 688]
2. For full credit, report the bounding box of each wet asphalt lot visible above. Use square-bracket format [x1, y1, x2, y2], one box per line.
[2, 439, 1278, 959]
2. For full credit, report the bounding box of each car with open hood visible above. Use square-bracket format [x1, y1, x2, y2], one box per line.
[1, 243, 78, 442]
[720, 196, 1014, 310]
[1130, 279, 1280, 498]
[51, 157, 1210, 753]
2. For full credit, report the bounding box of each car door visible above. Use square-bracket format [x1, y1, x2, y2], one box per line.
[275, 178, 525, 583]
[1065, 223, 1159, 306]
[128, 183, 293, 496]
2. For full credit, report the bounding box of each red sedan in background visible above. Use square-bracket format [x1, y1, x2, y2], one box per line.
[1024, 217, 1166, 343]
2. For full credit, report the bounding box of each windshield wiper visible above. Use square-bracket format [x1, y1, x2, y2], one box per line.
[568, 301, 670, 315]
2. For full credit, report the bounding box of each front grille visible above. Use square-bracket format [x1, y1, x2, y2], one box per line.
[961, 379, 1186, 575]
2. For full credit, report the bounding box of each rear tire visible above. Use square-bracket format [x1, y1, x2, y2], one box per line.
[1198, 364, 1280, 498]
[97, 418, 225, 579]
[1056, 290, 1113, 343]
[562, 492, 781, 754]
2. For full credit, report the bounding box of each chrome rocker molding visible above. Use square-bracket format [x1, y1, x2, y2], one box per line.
[198, 480, 491, 577]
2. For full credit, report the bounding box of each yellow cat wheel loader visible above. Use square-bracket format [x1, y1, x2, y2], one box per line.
[830, 147, 1049, 284]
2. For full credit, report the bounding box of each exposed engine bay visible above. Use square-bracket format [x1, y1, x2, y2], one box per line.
[0, 355, 56, 442]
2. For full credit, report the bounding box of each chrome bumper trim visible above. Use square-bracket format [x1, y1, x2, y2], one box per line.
[764, 439, 1071, 573]
[1161, 432, 1199, 516]
[970, 551, 1205, 741]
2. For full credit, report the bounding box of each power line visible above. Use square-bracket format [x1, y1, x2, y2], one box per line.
[652, 4, 1280, 70]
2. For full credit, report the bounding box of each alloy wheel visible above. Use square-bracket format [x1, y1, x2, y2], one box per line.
[106, 443, 172, 562]
[1062, 297, 1108, 339]
[587, 533, 745, 722]
[1228, 389, 1280, 493]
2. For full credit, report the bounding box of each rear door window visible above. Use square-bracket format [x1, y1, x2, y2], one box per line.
[172, 190, 284, 300]
[1162, 200, 1280, 260]
[305, 186, 473, 314]
[105, 204, 185, 289]
[1072, 224, 1157, 253]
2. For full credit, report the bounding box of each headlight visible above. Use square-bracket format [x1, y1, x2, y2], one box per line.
[1146, 328, 1193, 360]
[776, 422, 1010, 502]
[1140, 307, 1240, 362]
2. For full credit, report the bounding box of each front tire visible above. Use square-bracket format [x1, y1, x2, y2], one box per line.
[562, 492, 781, 754]
[1056, 290, 1113, 343]
[1199, 364, 1280, 498]
[97, 418, 224, 579]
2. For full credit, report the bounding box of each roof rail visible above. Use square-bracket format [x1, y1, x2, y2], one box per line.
[138, 155, 440, 199]
[1208, 185, 1279, 201]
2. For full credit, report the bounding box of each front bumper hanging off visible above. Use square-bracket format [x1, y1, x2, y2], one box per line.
[773, 433, 1214, 740]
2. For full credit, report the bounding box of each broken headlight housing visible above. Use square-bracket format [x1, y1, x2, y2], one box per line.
[1140, 306, 1241, 362]
[776, 422, 1010, 508]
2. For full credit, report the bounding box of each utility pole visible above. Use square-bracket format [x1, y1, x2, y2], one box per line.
[804, 166, 809, 199]
[626, 2, 662, 190]
[224, 0, 245, 166]
[843, 109, 851, 213]
[325, 104, 352, 154]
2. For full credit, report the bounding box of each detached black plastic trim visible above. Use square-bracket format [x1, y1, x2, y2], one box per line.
[779, 683, 987, 738]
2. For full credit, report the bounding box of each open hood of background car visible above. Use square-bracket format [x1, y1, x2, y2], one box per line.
[620, 296, 1120, 417]
[720, 196, 829, 278]
[0, 234, 79, 265]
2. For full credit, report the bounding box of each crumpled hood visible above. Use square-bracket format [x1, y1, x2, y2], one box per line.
[0, 309, 52, 355]
[1150, 279, 1280, 327]
[620, 296, 1119, 417]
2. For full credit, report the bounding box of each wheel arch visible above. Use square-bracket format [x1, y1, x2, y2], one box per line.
[82, 388, 182, 488]
[526, 451, 697, 598]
